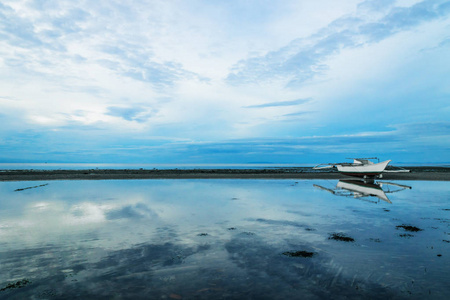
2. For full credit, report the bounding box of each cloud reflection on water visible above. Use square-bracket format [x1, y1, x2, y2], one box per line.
[0, 179, 449, 299]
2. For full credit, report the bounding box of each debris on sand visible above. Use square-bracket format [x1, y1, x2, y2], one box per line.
[399, 234, 414, 238]
[0, 279, 31, 292]
[282, 250, 315, 258]
[328, 233, 355, 242]
[241, 232, 255, 236]
[396, 225, 423, 232]
[14, 183, 48, 192]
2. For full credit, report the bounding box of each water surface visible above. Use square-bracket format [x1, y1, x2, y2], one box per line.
[0, 180, 448, 299]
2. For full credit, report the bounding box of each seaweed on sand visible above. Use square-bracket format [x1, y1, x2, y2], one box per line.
[328, 233, 355, 242]
[0, 279, 31, 292]
[14, 183, 48, 192]
[399, 234, 414, 238]
[241, 231, 255, 236]
[282, 250, 315, 258]
[396, 225, 423, 232]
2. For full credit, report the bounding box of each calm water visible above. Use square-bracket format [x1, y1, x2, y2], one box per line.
[0, 179, 448, 299]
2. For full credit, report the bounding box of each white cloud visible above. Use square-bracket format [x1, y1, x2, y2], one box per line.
[0, 0, 449, 163]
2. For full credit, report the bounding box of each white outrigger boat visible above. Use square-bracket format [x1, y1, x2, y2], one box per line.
[313, 157, 408, 179]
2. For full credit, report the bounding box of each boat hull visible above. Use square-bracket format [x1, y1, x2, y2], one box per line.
[336, 160, 391, 177]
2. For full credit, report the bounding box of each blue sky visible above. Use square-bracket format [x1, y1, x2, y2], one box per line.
[0, 0, 449, 164]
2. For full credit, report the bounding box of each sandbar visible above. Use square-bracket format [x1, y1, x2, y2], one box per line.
[0, 167, 449, 181]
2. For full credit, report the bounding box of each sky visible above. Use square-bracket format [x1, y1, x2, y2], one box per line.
[0, 0, 449, 165]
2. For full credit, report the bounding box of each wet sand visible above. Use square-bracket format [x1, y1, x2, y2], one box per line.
[1, 167, 449, 181]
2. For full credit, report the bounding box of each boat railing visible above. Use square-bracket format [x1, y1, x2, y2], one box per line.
[312, 164, 335, 170]
[345, 157, 379, 161]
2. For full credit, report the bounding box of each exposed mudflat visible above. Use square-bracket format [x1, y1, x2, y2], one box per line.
[0, 166, 449, 181]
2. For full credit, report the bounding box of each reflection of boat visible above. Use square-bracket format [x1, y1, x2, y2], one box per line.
[337, 180, 391, 203]
[313, 157, 409, 179]
[314, 180, 412, 203]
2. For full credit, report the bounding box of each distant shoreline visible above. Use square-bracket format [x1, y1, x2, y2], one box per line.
[1, 167, 449, 181]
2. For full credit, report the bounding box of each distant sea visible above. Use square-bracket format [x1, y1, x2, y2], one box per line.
[0, 163, 314, 170]
[0, 162, 447, 170]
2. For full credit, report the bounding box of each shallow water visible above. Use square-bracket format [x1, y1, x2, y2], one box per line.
[0, 179, 448, 299]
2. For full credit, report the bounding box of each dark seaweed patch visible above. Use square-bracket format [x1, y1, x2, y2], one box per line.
[399, 234, 414, 238]
[37, 289, 58, 298]
[241, 232, 255, 236]
[227, 227, 237, 231]
[396, 225, 423, 232]
[197, 233, 208, 236]
[434, 218, 450, 224]
[0, 279, 31, 292]
[282, 250, 315, 258]
[14, 184, 48, 192]
[328, 233, 355, 242]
